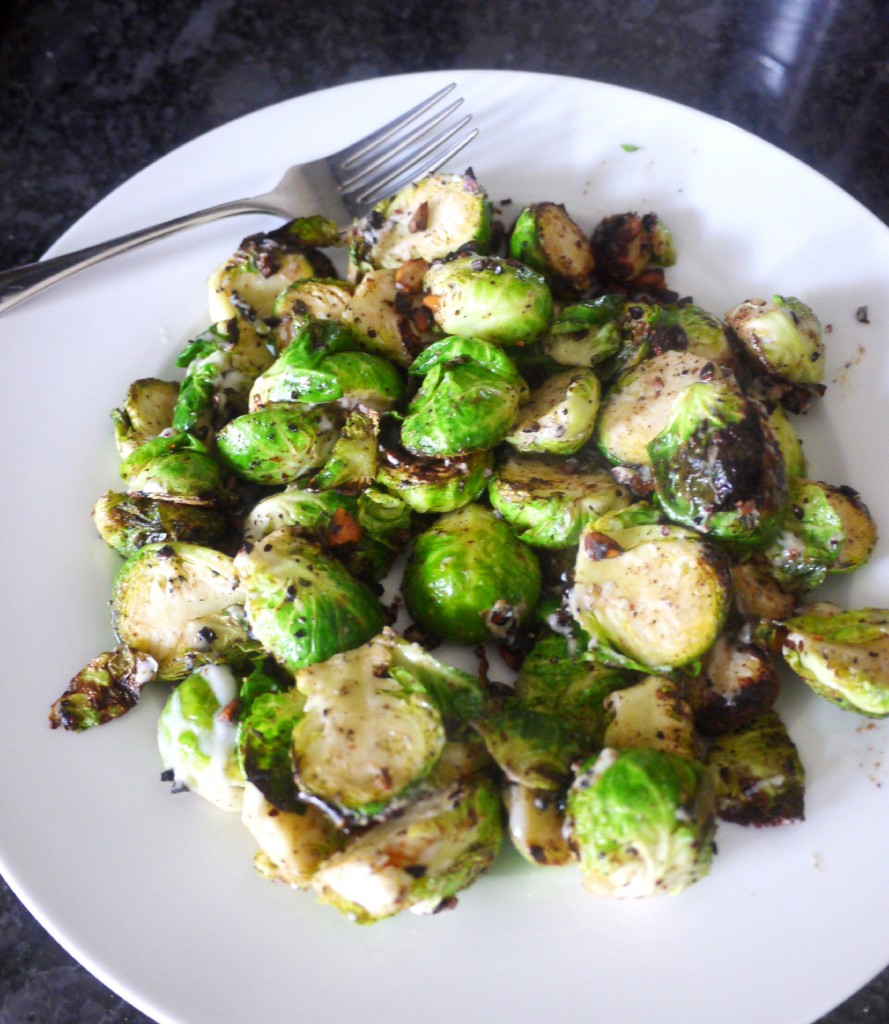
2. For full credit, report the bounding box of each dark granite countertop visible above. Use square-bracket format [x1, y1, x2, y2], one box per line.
[1, 1, 888, 1022]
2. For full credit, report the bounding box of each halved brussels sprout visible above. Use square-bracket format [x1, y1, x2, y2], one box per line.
[312, 407, 380, 494]
[49, 645, 158, 731]
[602, 675, 697, 760]
[342, 267, 437, 368]
[311, 776, 502, 923]
[111, 378, 180, 459]
[157, 664, 245, 812]
[591, 212, 676, 283]
[508, 202, 596, 295]
[687, 631, 780, 735]
[377, 443, 493, 515]
[761, 478, 845, 592]
[570, 522, 731, 672]
[400, 336, 528, 457]
[112, 542, 252, 681]
[233, 527, 384, 675]
[502, 782, 576, 867]
[402, 505, 541, 645]
[241, 782, 345, 888]
[271, 278, 354, 325]
[290, 632, 449, 824]
[422, 255, 553, 345]
[93, 492, 230, 558]
[350, 171, 493, 272]
[565, 746, 715, 898]
[488, 451, 631, 549]
[724, 295, 825, 408]
[706, 710, 805, 826]
[542, 295, 625, 369]
[671, 303, 739, 371]
[647, 380, 787, 546]
[216, 404, 341, 486]
[505, 368, 601, 456]
[777, 607, 889, 717]
[120, 431, 227, 506]
[822, 483, 878, 574]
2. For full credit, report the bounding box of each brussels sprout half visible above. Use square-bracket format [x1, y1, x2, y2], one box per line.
[508, 202, 596, 295]
[542, 295, 625, 369]
[422, 255, 553, 346]
[402, 505, 542, 645]
[488, 451, 631, 549]
[377, 444, 493, 515]
[506, 369, 601, 456]
[565, 746, 716, 898]
[120, 431, 228, 507]
[602, 675, 698, 760]
[761, 478, 845, 592]
[157, 664, 245, 812]
[342, 268, 438, 368]
[111, 378, 180, 459]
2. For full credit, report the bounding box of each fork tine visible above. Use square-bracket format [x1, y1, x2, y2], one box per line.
[331, 83, 457, 170]
[352, 126, 479, 208]
[337, 98, 464, 190]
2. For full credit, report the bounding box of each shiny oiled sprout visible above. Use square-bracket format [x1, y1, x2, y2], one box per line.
[112, 542, 254, 682]
[821, 482, 878, 574]
[591, 212, 676, 283]
[597, 302, 686, 384]
[311, 776, 502, 923]
[670, 303, 739, 372]
[271, 277, 354, 326]
[349, 171, 493, 272]
[505, 368, 601, 456]
[761, 478, 845, 592]
[49, 646, 158, 731]
[216, 403, 342, 486]
[487, 451, 631, 549]
[400, 336, 528, 457]
[602, 675, 698, 760]
[238, 685, 307, 811]
[377, 444, 493, 515]
[111, 378, 180, 459]
[233, 527, 384, 675]
[565, 746, 716, 898]
[687, 631, 780, 735]
[120, 431, 227, 506]
[93, 492, 231, 558]
[422, 255, 554, 345]
[502, 782, 576, 867]
[541, 295, 625, 369]
[312, 407, 380, 494]
[508, 202, 596, 295]
[356, 485, 415, 550]
[290, 632, 455, 824]
[157, 663, 245, 812]
[402, 504, 542, 645]
[570, 522, 731, 672]
[241, 782, 346, 888]
[705, 710, 805, 826]
[777, 607, 889, 717]
[647, 380, 787, 546]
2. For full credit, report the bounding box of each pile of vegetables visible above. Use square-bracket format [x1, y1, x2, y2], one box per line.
[50, 168, 885, 922]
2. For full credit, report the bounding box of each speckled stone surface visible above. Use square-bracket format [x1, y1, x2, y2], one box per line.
[1, 2, 888, 1022]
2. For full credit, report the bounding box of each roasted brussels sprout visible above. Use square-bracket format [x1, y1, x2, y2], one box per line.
[502, 782, 576, 867]
[671, 303, 739, 371]
[706, 710, 805, 826]
[377, 443, 493, 515]
[508, 202, 596, 295]
[233, 527, 384, 675]
[591, 212, 675, 283]
[570, 521, 731, 672]
[120, 431, 227, 506]
[565, 746, 715, 898]
[602, 675, 697, 760]
[505, 368, 601, 456]
[93, 492, 230, 558]
[238, 685, 307, 811]
[111, 378, 180, 459]
[311, 776, 502, 923]
[342, 267, 437, 368]
[312, 407, 380, 494]
[402, 505, 541, 645]
[488, 451, 630, 549]
[216, 404, 341, 486]
[400, 336, 528, 457]
[821, 482, 877, 573]
[687, 631, 779, 735]
[541, 295, 625, 368]
[112, 542, 253, 681]
[49, 645, 157, 731]
[271, 277, 354, 326]
[350, 171, 492, 273]
[724, 295, 825, 410]
[777, 607, 889, 717]
[422, 255, 553, 345]
[647, 379, 787, 545]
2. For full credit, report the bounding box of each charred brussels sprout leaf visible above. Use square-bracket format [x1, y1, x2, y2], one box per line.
[565, 746, 715, 898]
[49, 646, 157, 731]
[403, 505, 541, 645]
[591, 212, 676, 283]
[706, 710, 805, 826]
[233, 527, 385, 675]
[157, 664, 245, 811]
[508, 202, 596, 295]
[688, 632, 780, 736]
[422, 255, 553, 345]
[238, 686, 307, 812]
[93, 492, 230, 558]
[311, 776, 503, 923]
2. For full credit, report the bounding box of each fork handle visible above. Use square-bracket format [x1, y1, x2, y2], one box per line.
[0, 198, 270, 315]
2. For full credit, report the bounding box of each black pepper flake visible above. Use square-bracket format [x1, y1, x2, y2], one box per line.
[856, 305, 870, 324]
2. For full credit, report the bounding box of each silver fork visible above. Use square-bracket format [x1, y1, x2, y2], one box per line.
[0, 83, 477, 315]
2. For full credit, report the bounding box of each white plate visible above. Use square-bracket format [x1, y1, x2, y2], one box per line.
[1, 69, 888, 1024]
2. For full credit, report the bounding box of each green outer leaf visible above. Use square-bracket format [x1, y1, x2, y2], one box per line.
[238, 687, 307, 812]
